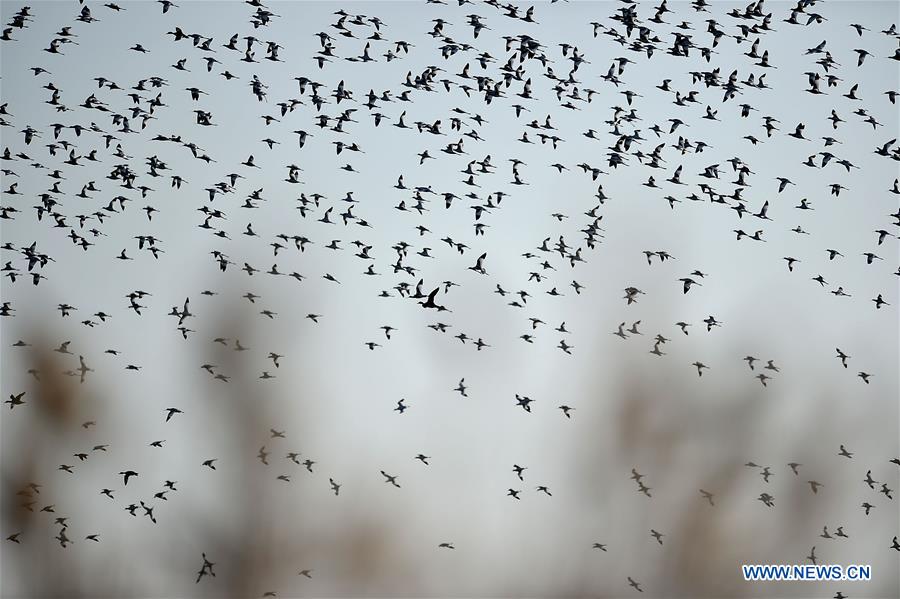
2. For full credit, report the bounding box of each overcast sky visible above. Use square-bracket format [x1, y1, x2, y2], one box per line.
[1, 1, 898, 597]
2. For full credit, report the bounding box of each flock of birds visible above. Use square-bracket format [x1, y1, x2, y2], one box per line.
[1, 0, 898, 596]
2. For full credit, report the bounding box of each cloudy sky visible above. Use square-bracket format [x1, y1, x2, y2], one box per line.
[1, 1, 898, 597]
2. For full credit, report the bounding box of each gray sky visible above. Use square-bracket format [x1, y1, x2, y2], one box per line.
[1, 1, 898, 597]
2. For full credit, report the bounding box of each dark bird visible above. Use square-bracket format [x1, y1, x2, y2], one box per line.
[380, 470, 400, 488]
[119, 470, 138, 485]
